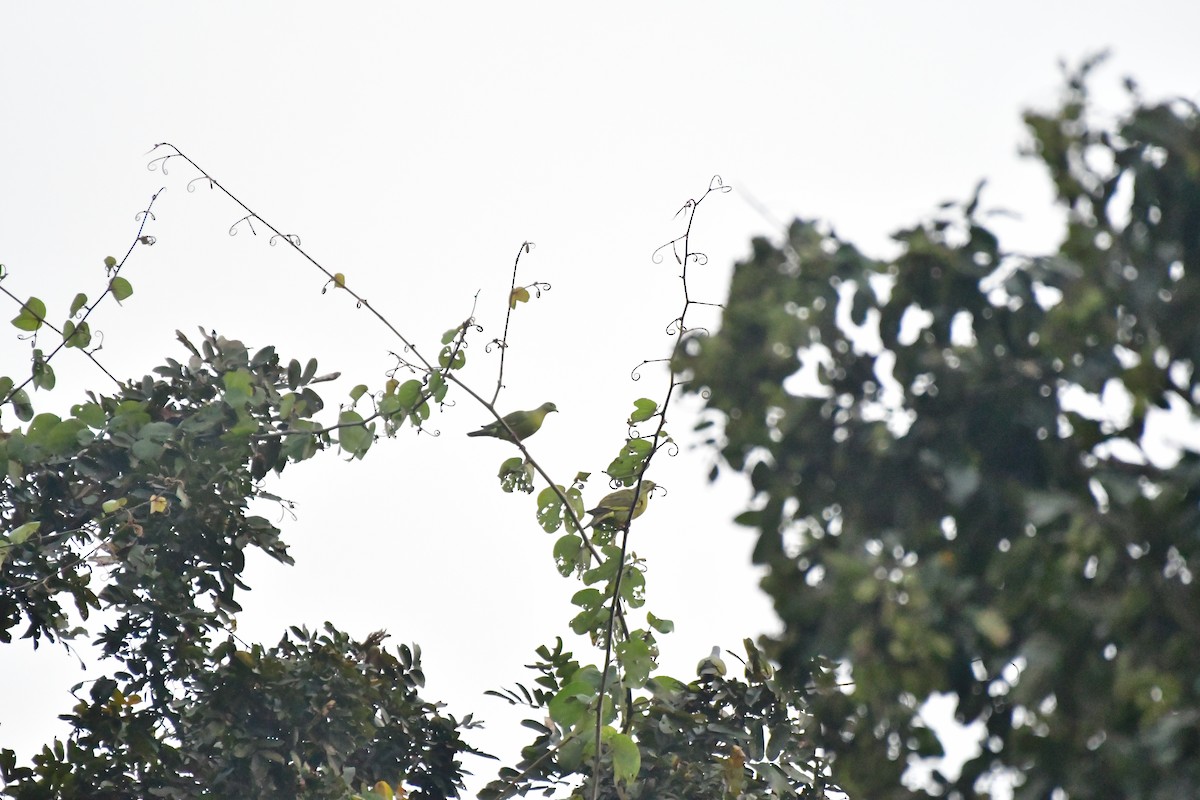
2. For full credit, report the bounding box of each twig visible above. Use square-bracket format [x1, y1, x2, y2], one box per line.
[147, 144, 437, 376]
[0, 284, 120, 387]
[491, 241, 535, 406]
[0, 189, 162, 406]
[590, 176, 730, 800]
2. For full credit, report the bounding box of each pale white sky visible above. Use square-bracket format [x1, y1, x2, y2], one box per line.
[3, 3, 1199, 795]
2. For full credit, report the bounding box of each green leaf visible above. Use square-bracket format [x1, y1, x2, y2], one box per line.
[629, 398, 657, 424]
[438, 346, 466, 370]
[553, 533, 585, 576]
[0, 521, 41, 569]
[26, 412, 61, 440]
[337, 410, 373, 458]
[62, 320, 91, 348]
[536, 485, 582, 532]
[509, 286, 530, 309]
[279, 393, 297, 420]
[647, 674, 687, 699]
[132, 438, 165, 461]
[222, 369, 254, 407]
[379, 394, 403, 418]
[498, 456, 534, 494]
[103, 256, 117, 268]
[11, 297, 46, 332]
[606, 437, 653, 484]
[616, 636, 654, 688]
[607, 730, 640, 786]
[31, 351, 55, 390]
[8, 521, 40, 546]
[287, 359, 302, 389]
[548, 677, 597, 728]
[619, 566, 646, 608]
[138, 421, 176, 443]
[647, 611, 674, 634]
[27, 414, 87, 455]
[70, 402, 106, 428]
[280, 426, 320, 464]
[69, 292, 88, 316]
[583, 551, 621, 586]
[395, 379, 422, 410]
[571, 588, 604, 609]
[410, 400, 431, 425]
[570, 606, 608, 636]
[10, 389, 33, 421]
[110, 276, 133, 302]
[349, 384, 369, 402]
[428, 371, 447, 403]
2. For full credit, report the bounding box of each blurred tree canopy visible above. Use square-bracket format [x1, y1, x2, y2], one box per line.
[683, 61, 1200, 798]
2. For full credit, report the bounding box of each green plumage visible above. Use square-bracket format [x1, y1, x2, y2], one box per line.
[467, 402, 557, 442]
[585, 480, 656, 529]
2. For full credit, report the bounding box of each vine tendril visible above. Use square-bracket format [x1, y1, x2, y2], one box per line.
[590, 176, 729, 800]
[229, 215, 259, 236]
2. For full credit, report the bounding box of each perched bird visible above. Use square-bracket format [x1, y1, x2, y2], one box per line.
[742, 638, 774, 682]
[697, 645, 727, 677]
[467, 402, 557, 442]
[585, 480, 656, 529]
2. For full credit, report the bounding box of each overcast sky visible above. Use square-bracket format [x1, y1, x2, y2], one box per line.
[3, 3, 1199, 796]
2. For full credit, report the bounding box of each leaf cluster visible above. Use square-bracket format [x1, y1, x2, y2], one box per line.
[0, 330, 476, 798]
[482, 639, 831, 799]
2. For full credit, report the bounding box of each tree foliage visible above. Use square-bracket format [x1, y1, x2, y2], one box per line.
[483, 637, 820, 799]
[0, 328, 478, 799]
[682, 60, 1200, 798]
[0, 158, 824, 798]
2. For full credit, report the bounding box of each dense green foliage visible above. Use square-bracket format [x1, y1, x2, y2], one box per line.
[683, 64, 1200, 798]
[0, 330, 477, 799]
[483, 637, 826, 799]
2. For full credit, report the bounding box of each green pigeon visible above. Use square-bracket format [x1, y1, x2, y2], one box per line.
[585, 480, 656, 529]
[467, 402, 557, 442]
[697, 645, 727, 677]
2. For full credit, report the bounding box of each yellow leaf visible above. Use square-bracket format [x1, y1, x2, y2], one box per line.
[149, 495, 168, 514]
[509, 286, 530, 309]
[333, 273, 346, 288]
[372, 781, 394, 799]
